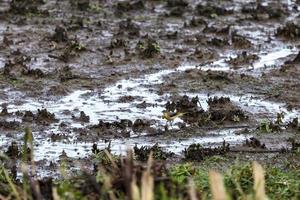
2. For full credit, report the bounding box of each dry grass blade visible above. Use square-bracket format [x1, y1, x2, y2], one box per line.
[3, 168, 21, 200]
[30, 180, 42, 200]
[100, 167, 118, 200]
[188, 178, 198, 200]
[141, 170, 154, 200]
[209, 170, 227, 200]
[125, 149, 134, 199]
[146, 151, 153, 172]
[104, 149, 118, 169]
[26, 127, 42, 199]
[253, 162, 268, 200]
[52, 187, 60, 200]
[108, 190, 118, 200]
[141, 152, 154, 200]
[131, 175, 140, 200]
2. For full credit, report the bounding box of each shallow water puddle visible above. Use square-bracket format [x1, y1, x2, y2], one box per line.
[32, 128, 247, 161]
[0, 57, 5, 68]
[196, 45, 297, 73]
[2, 87, 297, 161]
[252, 47, 297, 70]
[1, 42, 299, 161]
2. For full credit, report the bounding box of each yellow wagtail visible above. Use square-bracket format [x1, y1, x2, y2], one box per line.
[162, 111, 187, 127]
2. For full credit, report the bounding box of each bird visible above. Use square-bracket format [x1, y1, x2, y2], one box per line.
[162, 111, 187, 127]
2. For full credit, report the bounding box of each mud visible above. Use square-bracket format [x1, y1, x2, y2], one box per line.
[183, 141, 230, 161]
[0, 0, 299, 177]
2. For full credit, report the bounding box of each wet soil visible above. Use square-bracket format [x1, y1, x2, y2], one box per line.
[0, 0, 299, 177]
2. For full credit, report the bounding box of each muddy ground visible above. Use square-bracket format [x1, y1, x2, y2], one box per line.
[0, 0, 299, 178]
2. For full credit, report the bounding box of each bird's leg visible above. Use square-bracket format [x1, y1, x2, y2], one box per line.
[169, 120, 173, 129]
[165, 121, 169, 130]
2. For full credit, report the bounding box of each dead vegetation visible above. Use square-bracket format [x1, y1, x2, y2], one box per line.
[184, 142, 230, 161]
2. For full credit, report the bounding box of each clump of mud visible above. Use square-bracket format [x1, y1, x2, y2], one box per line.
[231, 33, 252, 49]
[189, 48, 216, 61]
[23, 68, 45, 78]
[205, 71, 232, 83]
[89, 118, 154, 138]
[2, 50, 45, 79]
[133, 144, 174, 161]
[22, 109, 58, 124]
[89, 120, 130, 138]
[50, 133, 68, 142]
[290, 139, 300, 151]
[165, 96, 247, 126]
[3, 51, 30, 77]
[167, 0, 188, 8]
[76, 0, 90, 11]
[132, 119, 152, 132]
[58, 66, 78, 82]
[22, 111, 35, 122]
[118, 18, 140, 37]
[0, 120, 20, 130]
[207, 37, 229, 47]
[202, 24, 231, 35]
[196, 3, 233, 17]
[37, 109, 58, 124]
[49, 39, 86, 63]
[242, 2, 286, 20]
[0, 106, 9, 116]
[165, 95, 199, 113]
[187, 17, 207, 27]
[5, 141, 19, 159]
[207, 97, 247, 122]
[137, 38, 160, 59]
[287, 118, 299, 131]
[52, 25, 69, 43]
[118, 95, 136, 103]
[114, 0, 144, 15]
[244, 137, 266, 149]
[110, 38, 127, 49]
[227, 51, 259, 69]
[9, 0, 45, 15]
[72, 111, 90, 123]
[165, 0, 189, 17]
[183, 142, 230, 161]
[47, 85, 69, 96]
[276, 22, 300, 39]
[5, 141, 31, 161]
[79, 111, 90, 123]
[285, 51, 300, 65]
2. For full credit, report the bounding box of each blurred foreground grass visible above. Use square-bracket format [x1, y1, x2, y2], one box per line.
[0, 128, 299, 200]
